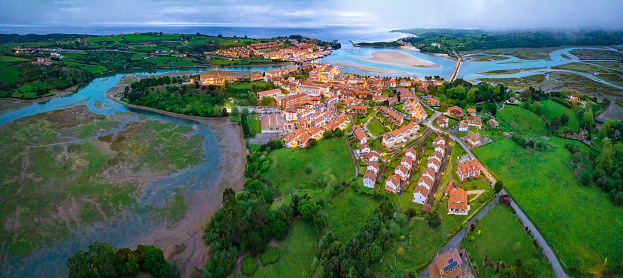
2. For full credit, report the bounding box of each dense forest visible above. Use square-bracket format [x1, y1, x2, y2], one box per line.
[121, 76, 279, 117]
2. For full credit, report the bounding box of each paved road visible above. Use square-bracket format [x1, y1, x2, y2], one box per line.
[508, 191, 567, 278]
[419, 192, 502, 278]
[362, 110, 380, 139]
[415, 97, 565, 277]
[345, 116, 359, 179]
[425, 139, 450, 206]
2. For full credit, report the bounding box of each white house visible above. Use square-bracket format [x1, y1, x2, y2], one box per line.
[433, 136, 446, 146]
[435, 143, 446, 156]
[385, 174, 401, 194]
[422, 167, 436, 181]
[412, 185, 429, 204]
[459, 121, 468, 131]
[400, 156, 413, 170]
[367, 161, 379, 174]
[404, 147, 417, 161]
[418, 175, 434, 190]
[427, 158, 441, 172]
[394, 165, 410, 180]
[363, 170, 377, 189]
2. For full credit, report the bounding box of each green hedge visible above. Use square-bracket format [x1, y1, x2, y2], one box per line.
[259, 247, 280, 265]
[241, 256, 259, 276]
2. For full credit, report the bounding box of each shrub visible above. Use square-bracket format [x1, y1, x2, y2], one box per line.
[240, 256, 259, 276]
[468, 236, 476, 242]
[259, 247, 280, 265]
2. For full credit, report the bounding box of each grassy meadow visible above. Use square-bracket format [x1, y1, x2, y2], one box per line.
[473, 137, 623, 273]
[462, 205, 554, 278]
[262, 137, 355, 193]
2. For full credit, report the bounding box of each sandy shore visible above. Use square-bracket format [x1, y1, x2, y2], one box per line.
[357, 50, 440, 68]
[106, 76, 247, 277]
[334, 63, 407, 75]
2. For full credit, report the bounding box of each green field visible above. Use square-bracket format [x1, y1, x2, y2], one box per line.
[497, 105, 546, 134]
[367, 117, 387, 136]
[0, 55, 30, 68]
[462, 205, 554, 278]
[325, 189, 379, 241]
[248, 220, 318, 277]
[262, 138, 355, 193]
[148, 56, 197, 67]
[473, 138, 623, 273]
[539, 99, 580, 133]
[393, 103, 407, 114]
[0, 66, 20, 83]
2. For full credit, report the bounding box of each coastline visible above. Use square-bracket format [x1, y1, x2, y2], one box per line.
[334, 63, 407, 75]
[356, 50, 440, 68]
[106, 76, 247, 277]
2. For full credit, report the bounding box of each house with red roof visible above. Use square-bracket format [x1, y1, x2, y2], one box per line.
[363, 170, 377, 188]
[394, 165, 410, 180]
[447, 106, 464, 118]
[352, 125, 368, 144]
[428, 98, 440, 106]
[404, 147, 417, 161]
[437, 115, 449, 128]
[412, 185, 429, 204]
[448, 186, 470, 215]
[385, 174, 401, 193]
[456, 159, 482, 181]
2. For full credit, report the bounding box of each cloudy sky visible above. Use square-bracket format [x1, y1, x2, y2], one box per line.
[1, 0, 622, 30]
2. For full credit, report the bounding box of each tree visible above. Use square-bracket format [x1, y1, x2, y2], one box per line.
[231, 106, 239, 116]
[143, 245, 170, 278]
[494, 180, 504, 193]
[397, 247, 405, 258]
[307, 138, 317, 148]
[425, 212, 441, 229]
[298, 198, 318, 221]
[323, 130, 333, 139]
[520, 89, 531, 99]
[596, 140, 614, 173]
[68, 242, 120, 278]
[583, 109, 595, 130]
[531, 101, 543, 115]
[550, 117, 560, 132]
[561, 113, 569, 126]
[242, 107, 249, 117]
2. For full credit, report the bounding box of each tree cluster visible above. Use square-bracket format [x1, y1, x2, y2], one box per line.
[67, 242, 178, 278]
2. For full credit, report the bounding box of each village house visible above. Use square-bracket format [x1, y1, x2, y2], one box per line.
[488, 118, 499, 128]
[380, 106, 404, 125]
[466, 115, 482, 129]
[422, 167, 436, 181]
[428, 98, 440, 106]
[325, 116, 349, 131]
[433, 136, 446, 147]
[447, 186, 470, 215]
[447, 106, 464, 118]
[404, 99, 427, 121]
[394, 165, 410, 180]
[385, 174, 402, 194]
[418, 174, 434, 191]
[353, 125, 368, 144]
[404, 147, 417, 161]
[351, 106, 367, 115]
[466, 131, 481, 146]
[280, 93, 310, 109]
[437, 115, 449, 128]
[435, 143, 446, 156]
[381, 122, 419, 149]
[503, 132, 512, 138]
[428, 248, 475, 278]
[362, 151, 380, 164]
[456, 159, 482, 181]
[359, 144, 371, 154]
[282, 133, 298, 148]
[459, 121, 468, 131]
[427, 157, 441, 172]
[466, 108, 477, 116]
[367, 161, 379, 174]
[388, 96, 399, 106]
[401, 156, 414, 170]
[363, 170, 377, 188]
[400, 93, 416, 102]
[257, 88, 282, 102]
[260, 114, 285, 133]
[298, 132, 312, 148]
[412, 185, 429, 204]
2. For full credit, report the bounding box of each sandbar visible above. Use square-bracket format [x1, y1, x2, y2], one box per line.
[357, 50, 440, 68]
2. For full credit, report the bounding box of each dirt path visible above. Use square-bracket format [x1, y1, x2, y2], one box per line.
[467, 189, 485, 202]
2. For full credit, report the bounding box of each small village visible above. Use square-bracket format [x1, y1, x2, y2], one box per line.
[194, 61, 527, 277]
